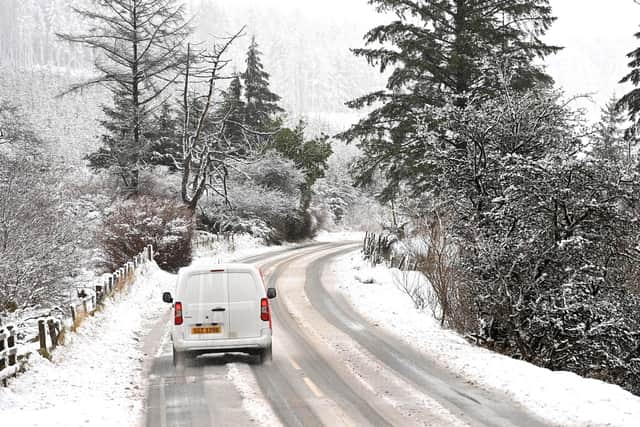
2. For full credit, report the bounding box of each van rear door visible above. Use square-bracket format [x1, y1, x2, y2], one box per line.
[227, 271, 263, 339]
[181, 271, 229, 341]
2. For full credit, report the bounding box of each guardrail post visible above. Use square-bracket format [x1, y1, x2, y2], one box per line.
[147, 244, 153, 261]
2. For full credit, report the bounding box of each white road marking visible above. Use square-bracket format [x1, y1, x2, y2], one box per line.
[303, 377, 324, 398]
[288, 355, 302, 370]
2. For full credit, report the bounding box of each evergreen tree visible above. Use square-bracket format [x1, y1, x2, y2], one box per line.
[617, 25, 640, 141]
[147, 102, 181, 171]
[593, 95, 627, 163]
[340, 0, 560, 200]
[59, 0, 190, 191]
[272, 121, 333, 210]
[241, 36, 284, 137]
[216, 74, 247, 152]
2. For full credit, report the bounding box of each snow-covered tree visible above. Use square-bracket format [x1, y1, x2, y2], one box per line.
[436, 87, 640, 394]
[592, 95, 627, 163]
[242, 36, 284, 138]
[341, 0, 560, 199]
[59, 0, 190, 191]
[271, 121, 332, 211]
[0, 100, 81, 311]
[215, 74, 247, 152]
[617, 21, 640, 141]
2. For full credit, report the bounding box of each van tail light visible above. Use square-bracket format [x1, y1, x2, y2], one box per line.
[175, 301, 183, 325]
[261, 298, 272, 328]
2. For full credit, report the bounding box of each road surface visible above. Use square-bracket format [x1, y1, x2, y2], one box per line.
[142, 242, 549, 426]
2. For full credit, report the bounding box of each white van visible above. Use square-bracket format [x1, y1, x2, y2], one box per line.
[162, 264, 276, 365]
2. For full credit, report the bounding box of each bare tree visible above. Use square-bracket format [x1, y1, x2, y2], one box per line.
[58, 0, 190, 191]
[175, 29, 254, 211]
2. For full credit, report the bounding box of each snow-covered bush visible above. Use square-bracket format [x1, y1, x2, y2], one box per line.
[100, 196, 194, 272]
[0, 158, 81, 311]
[199, 151, 316, 242]
[0, 99, 82, 311]
[312, 141, 386, 230]
[435, 87, 640, 394]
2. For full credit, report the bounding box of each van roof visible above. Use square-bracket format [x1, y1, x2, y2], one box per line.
[178, 263, 260, 277]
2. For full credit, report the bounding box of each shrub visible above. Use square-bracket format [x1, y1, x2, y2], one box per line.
[0, 158, 80, 311]
[100, 196, 194, 272]
[199, 151, 319, 242]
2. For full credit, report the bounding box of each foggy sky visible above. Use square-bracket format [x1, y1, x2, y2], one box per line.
[545, 0, 639, 120]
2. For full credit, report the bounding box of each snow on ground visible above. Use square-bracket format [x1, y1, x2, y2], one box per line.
[0, 262, 174, 427]
[314, 230, 364, 243]
[193, 233, 294, 266]
[0, 234, 284, 427]
[226, 363, 282, 427]
[332, 251, 640, 427]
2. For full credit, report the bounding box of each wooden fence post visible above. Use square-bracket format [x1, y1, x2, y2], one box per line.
[96, 285, 103, 304]
[7, 326, 16, 367]
[46, 320, 57, 350]
[38, 320, 47, 356]
[0, 327, 6, 373]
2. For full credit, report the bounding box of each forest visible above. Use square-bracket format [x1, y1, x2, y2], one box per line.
[2, 0, 640, 397]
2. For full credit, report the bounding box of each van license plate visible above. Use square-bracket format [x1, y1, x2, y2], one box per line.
[192, 326, 221, 334]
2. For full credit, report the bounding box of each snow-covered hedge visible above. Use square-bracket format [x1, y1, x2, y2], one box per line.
[100, 197, 194, 273]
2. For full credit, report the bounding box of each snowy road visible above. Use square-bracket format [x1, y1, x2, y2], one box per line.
[142, 242, 548, 427]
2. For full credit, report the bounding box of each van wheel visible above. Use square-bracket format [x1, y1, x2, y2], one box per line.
[173, 346, 185, 367]
[259, 346, 273, 364]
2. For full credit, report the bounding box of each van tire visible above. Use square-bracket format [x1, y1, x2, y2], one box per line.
[259, 346, 273, 364]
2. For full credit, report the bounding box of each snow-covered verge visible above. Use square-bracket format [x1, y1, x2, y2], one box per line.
[0, 262, 174, 427]
[332, 251, 640, 427]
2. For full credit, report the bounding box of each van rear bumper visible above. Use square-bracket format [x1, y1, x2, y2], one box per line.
[172, 331, 272, 353]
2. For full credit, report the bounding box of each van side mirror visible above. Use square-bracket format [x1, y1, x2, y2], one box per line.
[266, 288, 277, 299]
[162, 292, 173, 303]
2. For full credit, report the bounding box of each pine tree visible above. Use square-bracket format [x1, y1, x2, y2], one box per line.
[216, 74, 246, 152]
[58, 0, 190, 191]
[147, 102, 181, 171]
[617, 25, 640, 141]
[340, 0, 560, 199]
[241, 36, 284, 137]
[593, 95, 627, 163]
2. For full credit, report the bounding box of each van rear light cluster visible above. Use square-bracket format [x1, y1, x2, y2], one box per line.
[260, 298, 272, 328]
[174, 301, 183, 325]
